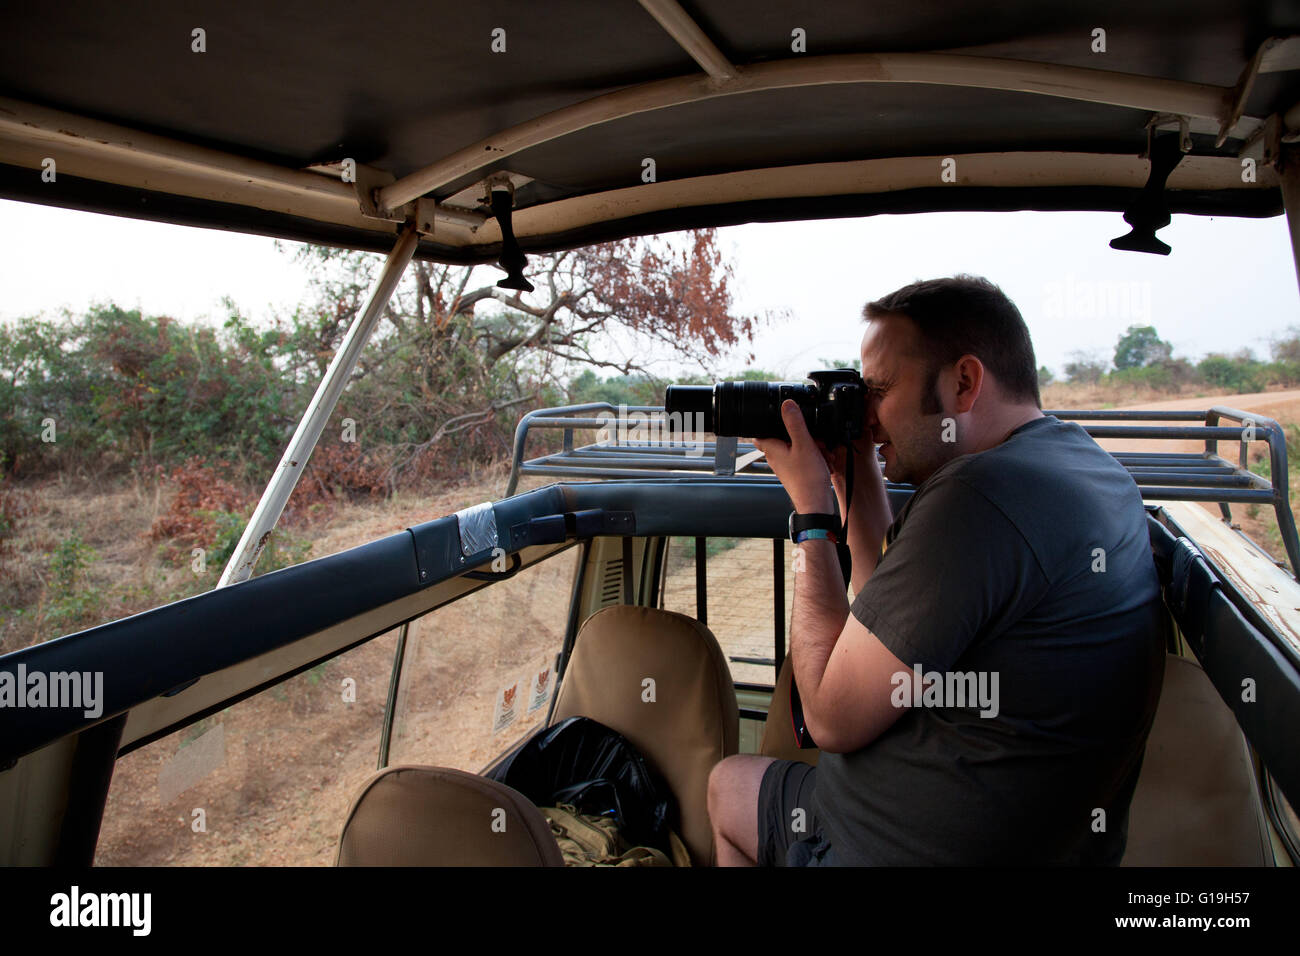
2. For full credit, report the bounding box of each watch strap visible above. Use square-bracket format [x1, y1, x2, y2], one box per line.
[789, 510, 840, 544]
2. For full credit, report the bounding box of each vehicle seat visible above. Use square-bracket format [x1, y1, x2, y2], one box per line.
[336, 765, 563, 866]
[1121, 653, 1272, 865]
[759, 654, 819, 766]
[549, 604, 738, 866]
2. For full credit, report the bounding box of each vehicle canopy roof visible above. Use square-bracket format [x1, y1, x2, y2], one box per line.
[2, 1, 1298, 263]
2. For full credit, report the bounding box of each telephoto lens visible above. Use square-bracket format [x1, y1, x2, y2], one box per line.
[662, 385, 715, 433]
[665, 370, 864, 447]
[665, 381, 813, 442]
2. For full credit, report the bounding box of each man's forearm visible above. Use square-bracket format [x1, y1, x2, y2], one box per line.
[842, 468, 892, 594]
[790, 537, 850, 736]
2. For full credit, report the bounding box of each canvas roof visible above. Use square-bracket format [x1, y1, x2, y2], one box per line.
[1, 1, 1297, 262]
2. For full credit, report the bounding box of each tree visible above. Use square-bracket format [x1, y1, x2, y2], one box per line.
[1114, 325, 1172, 370]
[1063, 350, 1107, 384]
[278, 229, 758, 486]
[1037, 365, 1055, 387]
[1270, 327, 1300, 364]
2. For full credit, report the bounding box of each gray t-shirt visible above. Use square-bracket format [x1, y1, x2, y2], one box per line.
[808, 414, 1166, 865]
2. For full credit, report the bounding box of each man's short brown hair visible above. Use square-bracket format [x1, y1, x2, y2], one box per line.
[863, 275, 1041, 409]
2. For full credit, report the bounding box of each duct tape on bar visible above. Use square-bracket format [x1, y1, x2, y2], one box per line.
[456, 501, 499, 556]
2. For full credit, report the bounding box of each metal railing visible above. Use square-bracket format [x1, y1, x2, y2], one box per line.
[505, 403, 1300, 574]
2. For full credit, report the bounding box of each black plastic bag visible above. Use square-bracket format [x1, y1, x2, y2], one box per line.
[486, 716, 676, 854]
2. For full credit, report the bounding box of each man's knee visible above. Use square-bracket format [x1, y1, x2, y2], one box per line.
[708, 755, 775, 831]
[707, 755, 736, 821]
[709, 755, 753, 812]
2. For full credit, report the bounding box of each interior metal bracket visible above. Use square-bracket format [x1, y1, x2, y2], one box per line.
[354, 163, 407, 222]
[488, 175, 534, 292]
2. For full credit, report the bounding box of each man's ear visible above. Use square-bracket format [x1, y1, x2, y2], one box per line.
[952, 354, 984, 413]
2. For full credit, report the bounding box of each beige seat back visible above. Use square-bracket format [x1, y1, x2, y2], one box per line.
[337, 765, 563, 866]
[760, 654, 819, 766]
[549, 605, 739, 865]
[1122, 654, 1272, 865]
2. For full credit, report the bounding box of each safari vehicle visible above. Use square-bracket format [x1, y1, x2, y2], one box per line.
[1, 1, 1299, 868]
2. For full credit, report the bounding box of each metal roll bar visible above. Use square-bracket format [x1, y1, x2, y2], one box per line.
[506, 402, 1300, 575]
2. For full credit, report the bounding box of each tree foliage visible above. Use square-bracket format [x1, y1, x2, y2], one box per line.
[1063, 350, 1108, 384]
[279, 228, 756, 486]
[0, 305, 287, 478]
[0, 229, 757, 489]
[1113, 325, 1173, 370]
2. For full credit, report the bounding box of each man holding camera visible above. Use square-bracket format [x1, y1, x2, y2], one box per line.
[707, 275, 1165, 866]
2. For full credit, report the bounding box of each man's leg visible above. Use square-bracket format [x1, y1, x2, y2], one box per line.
[708, 754, 777, 866]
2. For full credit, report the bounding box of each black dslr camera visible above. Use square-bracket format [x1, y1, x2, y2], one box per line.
[665, 369, 866, 448]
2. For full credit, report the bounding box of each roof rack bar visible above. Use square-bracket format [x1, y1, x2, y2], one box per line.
[1114, 453, 1235, 462]
[1129, 487, 1276, 503]
[1076, 424, 1262, 440]
[1116, 461, 1242, 474]
[519, 463, 778, 483]
[551, 450, 762, 467]
[1047, 409, 1212, 420]
[506, 402, 1300, 574]
[1128, 473, 1267, 489]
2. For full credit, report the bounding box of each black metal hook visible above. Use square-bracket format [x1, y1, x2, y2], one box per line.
[490, 186, 535, 292]
[1109, 132, 1186, 256]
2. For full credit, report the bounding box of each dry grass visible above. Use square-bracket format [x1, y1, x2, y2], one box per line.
[0, 471, 182, 654]
[1041, 380, 1211, 409]
[0, 452, 572, 655]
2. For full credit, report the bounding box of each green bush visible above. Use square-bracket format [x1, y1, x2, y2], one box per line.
[43, 531, 101, 626]
[1261, 361, 1300, 387]
[1198, 354, 1263, 393]
[1, 306, 290, 479]
[566, 370, 661, 407]
[200, 509, 311, 577]
[1107, 358, 1196, 392]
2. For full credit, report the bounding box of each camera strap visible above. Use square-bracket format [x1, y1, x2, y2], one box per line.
[836, 452, 853, 589]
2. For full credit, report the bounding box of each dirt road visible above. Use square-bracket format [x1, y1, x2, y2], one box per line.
[1088, 389, 1300, 456]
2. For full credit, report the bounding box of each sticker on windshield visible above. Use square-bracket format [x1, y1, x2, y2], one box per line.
[492, 680, 521, 734]
[527, 663, 553, 714]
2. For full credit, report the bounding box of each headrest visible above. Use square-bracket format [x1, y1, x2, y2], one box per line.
[336, 765, 563, 866]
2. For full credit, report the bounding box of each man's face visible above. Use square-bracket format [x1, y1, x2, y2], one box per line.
[859, 314, 956, 485]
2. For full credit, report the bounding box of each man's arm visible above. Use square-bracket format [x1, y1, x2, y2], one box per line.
[790, 536, 909, 753]
[826, 436, 892, 594]
[755, 402, 910, 753]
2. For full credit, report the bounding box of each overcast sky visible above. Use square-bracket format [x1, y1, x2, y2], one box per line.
[1, 197, 1296, 381]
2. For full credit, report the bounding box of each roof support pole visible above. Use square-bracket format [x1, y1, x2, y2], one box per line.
[217, 224, 420, 587]
[1279, 145, 1300, 300]
[636, 0, 736, 79]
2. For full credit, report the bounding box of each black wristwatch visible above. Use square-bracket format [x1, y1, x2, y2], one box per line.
[788, 510, 840, 545]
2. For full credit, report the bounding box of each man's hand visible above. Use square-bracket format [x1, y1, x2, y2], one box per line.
[822, 427, 879, 521]
[751, 401, 835, 514]
[756, 403, 892, 594]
